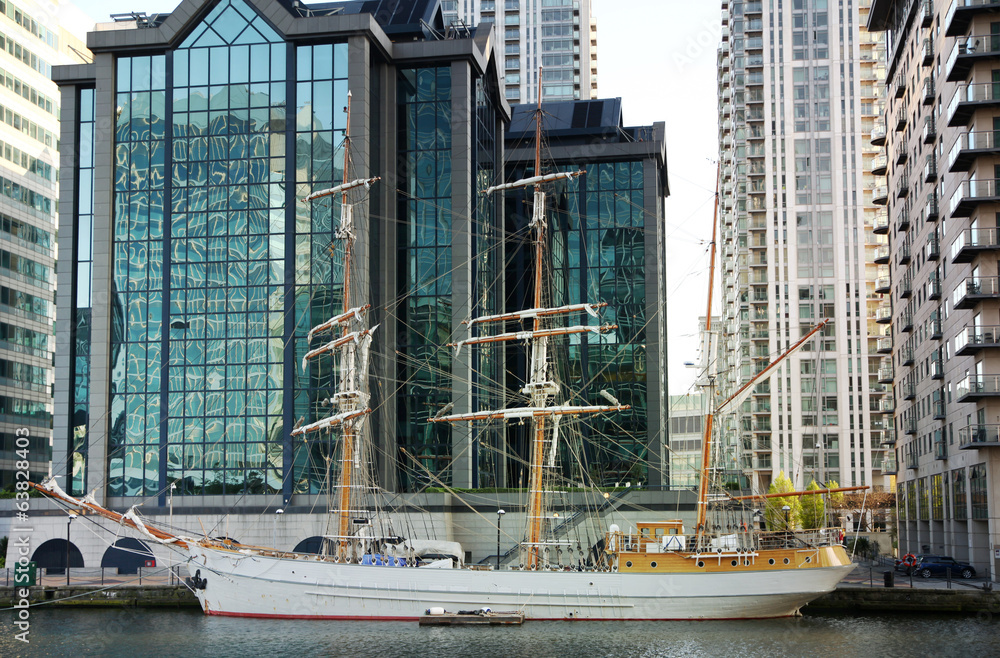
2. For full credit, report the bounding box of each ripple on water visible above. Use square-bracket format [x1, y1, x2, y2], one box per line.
[2, 609, 999, 658]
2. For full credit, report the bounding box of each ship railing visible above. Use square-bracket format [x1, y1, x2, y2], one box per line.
[755, 527, 844, 550]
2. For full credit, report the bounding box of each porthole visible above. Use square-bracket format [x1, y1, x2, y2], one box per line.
[805, 557, 812, 563]
[744, 560, 751, 566]
[650, 561, 657, 569]
[697, 561, 705, 568]
[625, 561, 633, 568]
[768, 558, 775, 565]
[731, 560, 738, 566]
[783, 558, 790, 565]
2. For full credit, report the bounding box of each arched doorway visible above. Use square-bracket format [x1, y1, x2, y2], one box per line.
[31, 539, 84, 575]
[292, 536, 326, 554]
[101, 538, 156, 574]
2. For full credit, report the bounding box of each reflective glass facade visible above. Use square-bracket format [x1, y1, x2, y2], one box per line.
[505, 160, 650, 486]
[292, 42, 349, 494]
[69, 87, 94, 495]
[396, 66, 454, 490]
[56, 0, 512, 500]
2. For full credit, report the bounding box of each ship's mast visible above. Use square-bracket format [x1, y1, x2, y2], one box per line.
[433, 75, 628, 570]
[291, 91, 380, 561]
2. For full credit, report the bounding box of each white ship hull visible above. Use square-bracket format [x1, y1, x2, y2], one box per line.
[187, 545, 854, 621]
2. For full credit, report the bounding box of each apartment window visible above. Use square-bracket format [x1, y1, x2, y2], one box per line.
[971, 464, 988, 519]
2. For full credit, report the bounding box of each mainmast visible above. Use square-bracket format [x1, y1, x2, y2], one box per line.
[433, 75, 628, 569]
[291, 91, 380, 561]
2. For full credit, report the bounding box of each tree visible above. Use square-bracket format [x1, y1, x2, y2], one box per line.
[799, 480, 826, 529]
[825, 479, 845, 508]
[764, 471, 801, 530]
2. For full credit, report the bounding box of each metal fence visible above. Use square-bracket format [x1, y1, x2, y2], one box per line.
[3, 565, 186, 588]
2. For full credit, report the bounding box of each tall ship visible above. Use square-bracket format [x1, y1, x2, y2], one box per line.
[32, 90, 856, 621]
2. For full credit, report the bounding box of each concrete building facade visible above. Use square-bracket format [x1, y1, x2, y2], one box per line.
[716, 0, 895, 496]
[0, 0, 89, 488]
[868, 0, 1000, 579]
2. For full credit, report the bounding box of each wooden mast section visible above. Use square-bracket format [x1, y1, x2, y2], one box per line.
[291, 91, 379, 560]
[432, 74, 628, 569]
[694, 318, 830, 548]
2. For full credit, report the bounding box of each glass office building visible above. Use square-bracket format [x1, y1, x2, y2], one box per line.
[504, 99, 668, 488]
[54, 0, 510, 504]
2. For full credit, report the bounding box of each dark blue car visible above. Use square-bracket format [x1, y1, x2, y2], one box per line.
[913, 555, 976, 579]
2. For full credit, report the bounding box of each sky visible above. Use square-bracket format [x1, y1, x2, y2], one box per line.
[74, 0, 722, 397]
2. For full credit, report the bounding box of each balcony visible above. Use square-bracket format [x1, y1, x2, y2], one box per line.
[900, 274, 913, 298]
[881, 452, 898, 474]
[948, 82, 1000, 127]
[878, 363, 894, 383]
[897, 170, 910, 196]
[906, 450, 919, 469]
[897, 241, 911, 264]
[904, 417, 917, 434]
[956, 373, 1000, 401]
[945, 0, 1000, 38]
[876, 336, 893, 353]
[929, 272, 942, 299]
[875, 304, 893, 324]
[955, 324, 1000, 354]
[926, 232, 940, 260]
[874, 208, 890, 234]
[872, 185, 889, 205]
[926, 192, 940, 221]
[923, 76, 935, 104]
[921, 0, 934, 26]
[949, 178, 1000, 217]
[931, 313, 943, 339]
[874, 244, 891, 264]
[952, 275, 1000, 308]
[925, 154, 938, 183]
[871, 121, 887, 146]
[935, 439, 948, 460]
[894, 104, 908, 132]
[932, 354, 944, 379]
[959, 423, 1000, 449]
[923, 37, 935, 66]
[946, 34, 1000, 82]
[901, 311, 913, 332]
[951, 226, 1000, 262]
[923, 116, 937, 144]
[869, 153, 888, 176]
[900, 345, 914, 365]
[948, 130, 1000, 172]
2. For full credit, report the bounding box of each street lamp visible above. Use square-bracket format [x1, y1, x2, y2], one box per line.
[168, 482, 176, 529]
[273, 508, 284, 548]
[66, 513, 78, 586]
[782, 505, 791, 531]
[496, 509, 506, 570]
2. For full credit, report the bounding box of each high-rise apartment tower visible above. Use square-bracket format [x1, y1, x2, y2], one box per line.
[716, 0, 895, 495]
[868, 0, 1000, 580]
[441, 0, 596, 104]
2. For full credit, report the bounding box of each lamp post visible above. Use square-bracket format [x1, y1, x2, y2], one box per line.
[782, 505, 791, 531]
[168, 482, 176, 529]
[66, 513, 78, 586]
[496, 509, 505, 570]
[273, 508, 284, 548]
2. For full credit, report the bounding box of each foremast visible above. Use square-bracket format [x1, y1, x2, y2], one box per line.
[432, 86, 628, 569]
[291, 91, 379, 561]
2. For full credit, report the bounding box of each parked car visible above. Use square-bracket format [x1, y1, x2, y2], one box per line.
[894, 553, 933, 573]
[912, 555, 976, 579]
